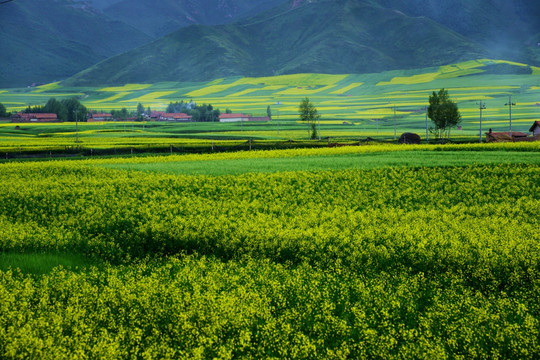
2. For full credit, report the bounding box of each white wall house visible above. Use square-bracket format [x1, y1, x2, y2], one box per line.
[219, 113, 251, 123]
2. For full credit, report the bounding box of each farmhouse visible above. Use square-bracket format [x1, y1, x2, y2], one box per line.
[219, 113, 251, 123]
[530, 121, 540, 136]
[148, 111, 166, 120]
[485, 130, 529, 143]
[11, 113, 58, 123]
[88, 113, 113, 122]
[218, 114, 270, 123]
[159, 113, 192, 122]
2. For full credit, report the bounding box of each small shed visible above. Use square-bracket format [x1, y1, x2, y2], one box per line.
[529, 121, 540, 136]
[88, 113, 113, 122]
[485, 131, 528, 143]
[219, 113, 251, 123]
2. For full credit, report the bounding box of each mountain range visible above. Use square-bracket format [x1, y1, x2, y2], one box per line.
[0, 0, 287, 87]
[2, 0, 540, 87]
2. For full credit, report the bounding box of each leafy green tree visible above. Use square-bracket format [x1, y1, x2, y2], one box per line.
[136, 103, 145, 120]
[298, 97, 319, 139]
[44, 98, 68, 121]
[0, 102, 9, 117]
[61, 97, 87, 122]
[427, 88, 461, 140]
[190, 109, 200, 122]
[267, 105, 272, 119]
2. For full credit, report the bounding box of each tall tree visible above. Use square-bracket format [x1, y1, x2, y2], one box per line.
[136, 103, 145, 120]
[44, 98, 68, 121]
[427, 88, 461, 140]
[61, 97, 87, 122]
[267, 105, 272, 120]
[298, 97, 319, 139]
[0, 102, 9, 117]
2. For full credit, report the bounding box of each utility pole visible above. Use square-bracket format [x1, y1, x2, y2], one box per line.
[393, 105, 397, 140]
[478, 100, 486, 143]
[275, 101, 281, 136]
[74, 108, 79, 143]
[425, 106, 429, 143]
[318, 115, 321, 140]
[505, 96, 516, 136]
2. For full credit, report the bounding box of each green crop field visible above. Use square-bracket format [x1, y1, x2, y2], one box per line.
[1, 142, 540, 358]
[1, 59, 540, 147]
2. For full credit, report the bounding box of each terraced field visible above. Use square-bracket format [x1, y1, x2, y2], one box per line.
[1, 59, 539, 143]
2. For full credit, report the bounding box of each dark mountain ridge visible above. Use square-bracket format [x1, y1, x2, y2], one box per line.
[66, 0, 488, 85]
[104, 0, 289, 37]
[0, 0, 288, 87]
[0, 0, 151, 87]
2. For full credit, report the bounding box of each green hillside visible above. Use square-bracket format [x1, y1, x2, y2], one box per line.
[65, 0, 487, 86]
[0, 0, 151, 88]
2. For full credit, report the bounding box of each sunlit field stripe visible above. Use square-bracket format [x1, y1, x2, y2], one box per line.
[99, 84, 152, 92]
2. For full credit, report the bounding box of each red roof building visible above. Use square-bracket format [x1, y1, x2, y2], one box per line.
[149, 111, 166, 120]
[11, 113, 58, 123]
[485, 131, 528, 143]
[88, 113, 113, 122]
[159, 113, 192, 122]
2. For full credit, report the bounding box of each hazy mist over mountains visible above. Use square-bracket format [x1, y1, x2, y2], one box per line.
[1, 0, 539, 87]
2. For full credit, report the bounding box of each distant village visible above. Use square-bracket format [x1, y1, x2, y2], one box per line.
[10, 111, 270, 124]
[4, 97, 540, 143]
[8, 98, 270, 124]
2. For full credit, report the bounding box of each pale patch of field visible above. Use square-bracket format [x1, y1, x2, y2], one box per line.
[90, 92, 131, 103]
[316, 106, 359, 111]
[459, 108, 500, 113]
[490, 59, 528, 67]
[461, 113, 537, 119]
[234, 74, 348, 86]
[454, 95, 495, 101]
[444, 86, 520, 91]
[437, 69, 485, 79]
[185, 84, 239, 97]
[440, 59, 485, 72]
[32, 82, 61, 93]
[377, 73, 439, 86]
[532, 67, 540, 75]
[223, 88, 259, 97]
[122, 91, 177, 103]
[276, 84, 338, 95]
[355, 109, 412, 117]
[99, 84, 152, 92]
[468, 119, 536, 124]
[3, 93, 84, 97]
[207, 78, 224, 85]
[226, 85, 287, 97]
[330, 82, 364, 94]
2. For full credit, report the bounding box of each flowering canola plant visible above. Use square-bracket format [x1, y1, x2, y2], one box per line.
[0, 145, 539, 358]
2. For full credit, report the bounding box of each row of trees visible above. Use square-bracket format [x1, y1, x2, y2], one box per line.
[4, 91, 461, 139]
[166, 101, 226, 122]
[22, 97, 87, 122]
[299, 89, 461, 140]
